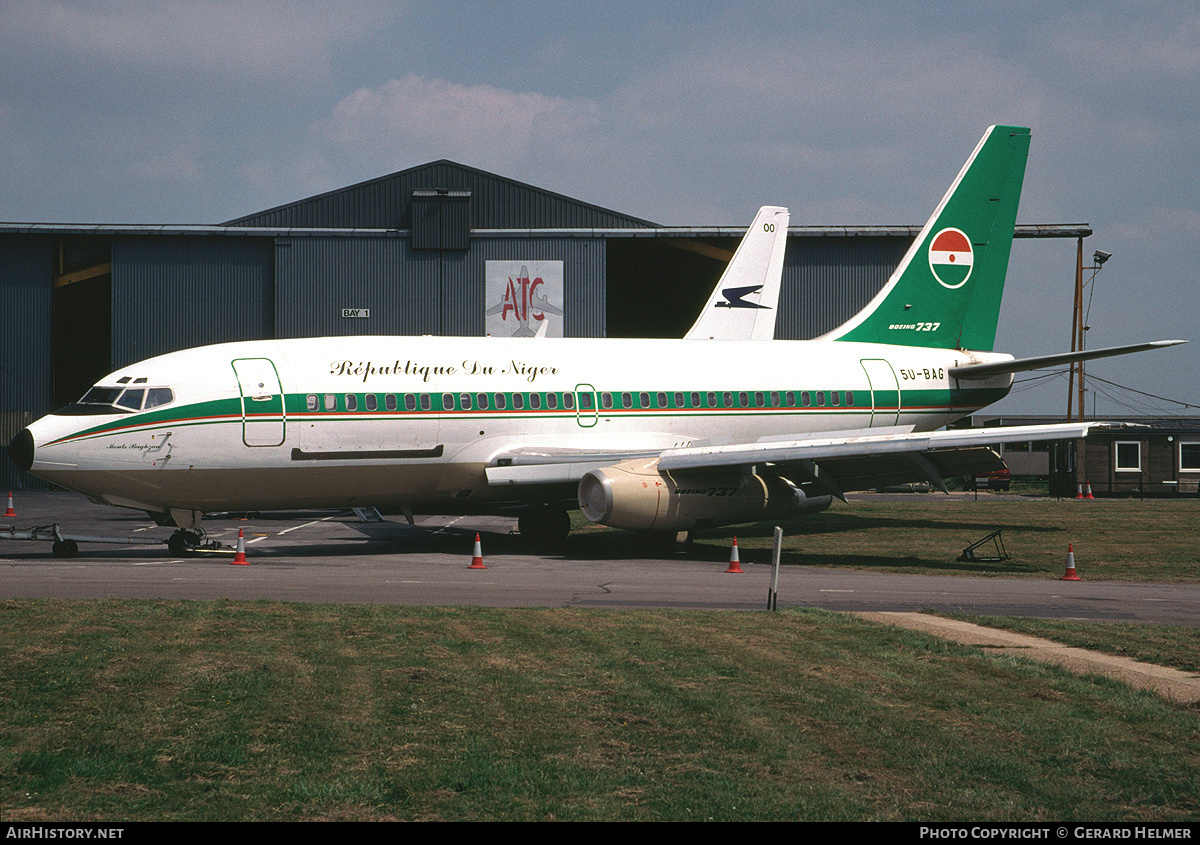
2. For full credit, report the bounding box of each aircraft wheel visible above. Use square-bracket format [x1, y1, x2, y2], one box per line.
[167, 529, 202, 556]
[518, 503, 570, 547]
[52, 539, 78, 558]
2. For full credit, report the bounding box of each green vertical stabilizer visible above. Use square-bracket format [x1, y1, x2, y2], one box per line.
[822, 126, 1030, 351]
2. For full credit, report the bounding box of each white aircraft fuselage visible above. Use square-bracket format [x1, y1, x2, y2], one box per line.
[17, 334, 1012, 520]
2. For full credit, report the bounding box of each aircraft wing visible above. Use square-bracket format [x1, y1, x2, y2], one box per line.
[656, 422, 1098, 496]
[486, 422, 1098, 495]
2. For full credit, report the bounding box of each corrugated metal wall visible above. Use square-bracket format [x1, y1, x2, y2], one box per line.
[0, 235, 53, 488]
[273, 235, 435, 338]
[776, 235, 911, 340]
[111, 236, 274, 367]
[271, 234, 607, 339]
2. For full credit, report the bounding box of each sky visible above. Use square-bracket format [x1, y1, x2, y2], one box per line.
[1, 0, 1196, 417]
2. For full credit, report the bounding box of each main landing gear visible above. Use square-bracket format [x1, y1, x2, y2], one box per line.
[518, 502, 571, 547]
[167, 528, 207, 556]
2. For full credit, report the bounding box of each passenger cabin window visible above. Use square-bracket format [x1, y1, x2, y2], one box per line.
[324, 394, 336, 411]
[365, 394, 378, 412]
[385, 394, 397, 412]
[306, 394, 319, 412]
[345, 394, 358, 411]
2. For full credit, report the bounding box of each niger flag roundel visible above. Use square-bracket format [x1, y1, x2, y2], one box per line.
[928, 227, 973, 289]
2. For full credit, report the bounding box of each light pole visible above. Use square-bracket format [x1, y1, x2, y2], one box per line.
[1067, 245, 1110, 421]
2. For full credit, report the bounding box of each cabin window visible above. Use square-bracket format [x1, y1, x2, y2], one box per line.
[441, 393, 454, 411]
[754, 391, 765, 407]
[324, 394, 336, 411]
[770, 391, 780, 407]
[738, 391, 749, 408]
[365, 394, 378, 412]
[846, 391, 854, 406]
[512, 393, 524, 410]
[690, 392, 700, 408]
[529, 393, 541, 410]
[476, 393, 489, 410]
[1180, 442, 1200, 472]
[1115, 441, 1141, 472]
[674, 392, 684, 408]
[494, 393, 506, 410]
[460, 393, 472, 410]
[785, 391, 795, 407]
[640, 392, 650, 408]
[600, 393, 612, 410]
[578, 392, 594, 410]
[404, 394, 416, 412]
[723, 392, 733, 408]
[420, 394, 432, 411]
[306, 394, 318, 412]
[801, 391, 811, 407]
[546, 393, 558, 410]
[385, 394, 397, 412]
[345, 394, 358, 411]
[816, 392, 826, 407]
[660, 392, 670, 408]
[831, 392, 840, 407]
[621, 392, 632, 409]
[563, 393, 575, 410]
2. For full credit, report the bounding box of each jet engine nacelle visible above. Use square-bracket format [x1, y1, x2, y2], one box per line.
[577, 456, 831, 532]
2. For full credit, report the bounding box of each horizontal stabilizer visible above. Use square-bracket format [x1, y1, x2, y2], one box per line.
[950, 340, 1188, 380]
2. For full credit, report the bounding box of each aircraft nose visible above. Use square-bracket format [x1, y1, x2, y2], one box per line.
[8, 428, 34, 472]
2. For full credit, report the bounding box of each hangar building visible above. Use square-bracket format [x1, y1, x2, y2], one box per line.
[0, 159, 1089, 488]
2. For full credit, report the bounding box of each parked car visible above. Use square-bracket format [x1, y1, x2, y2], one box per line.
[964, 466, 1011, 491]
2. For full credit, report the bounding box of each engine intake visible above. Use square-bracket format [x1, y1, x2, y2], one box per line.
[578, 457, 831, 532]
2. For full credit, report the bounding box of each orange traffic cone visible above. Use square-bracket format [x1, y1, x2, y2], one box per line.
[1060, 543, 1081, 581]
[231, 529, 248, 565]
[725, 537, 744, 573]
[1074, 483, 1085, 499]
[4, 492, 14, 518]
[469, 533, 487, 569]
[1084, 483, 1095, 500]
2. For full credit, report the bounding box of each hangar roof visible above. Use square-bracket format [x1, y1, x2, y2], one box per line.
[222, 159, 660, 230]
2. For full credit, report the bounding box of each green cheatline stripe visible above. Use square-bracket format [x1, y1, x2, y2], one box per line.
[48, 385, 1010, 446]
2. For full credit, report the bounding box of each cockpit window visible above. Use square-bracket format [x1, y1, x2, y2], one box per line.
[116, 389, 145, 411]
[145, 388, 174, 409]
[59, 384, 175, 416]
[80, 387, 124, 405]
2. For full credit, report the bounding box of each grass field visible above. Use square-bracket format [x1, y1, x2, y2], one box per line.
[3, 600, 1199, 822]
[3, 495, 1198, 822]
[662, 496, 1200, 582]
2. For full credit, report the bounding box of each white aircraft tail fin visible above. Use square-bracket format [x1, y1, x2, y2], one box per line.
[684, 205, 789, 340]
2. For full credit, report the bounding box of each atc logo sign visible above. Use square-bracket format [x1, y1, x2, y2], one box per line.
[928, 228, 973, 289]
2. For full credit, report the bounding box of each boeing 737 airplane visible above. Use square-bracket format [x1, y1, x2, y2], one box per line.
[8, 126, 1185, 554]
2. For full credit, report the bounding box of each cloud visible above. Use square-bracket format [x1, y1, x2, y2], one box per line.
[314, 73, 602, 178]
